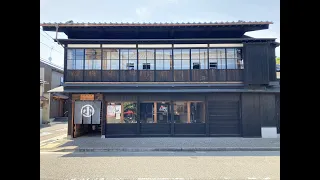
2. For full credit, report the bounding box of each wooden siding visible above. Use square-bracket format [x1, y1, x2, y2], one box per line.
[140, 124, 171, 135]
[174, 70, 190, 82]
[241, 93, 261, 137]
[67, 70, 83, 82]
[208, 101, 241, 136]
[139, 71, 155, 82]
[174, 123, 205, 134]
[259, 94, 276, 127]
[243, 43, 269, 85]
[106, 124, 137, 135]
[102, 70, 119, 82]
[65, 69, 243, 82]
[191, 69, 208, 82]
[208, 69, 227, 81]
[84, 70, 101, 82]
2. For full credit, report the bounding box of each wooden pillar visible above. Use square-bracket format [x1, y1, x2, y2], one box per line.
[170, 101, 174, 136]
[67, 96, 73, 137]
[187, 101, 191, 123]
[205, 95, 209, 136]
[101, 99, 106, 137]
[153, 102, 157, 123]
[136, 96, 140, 135]
[120, 103, 124, 123]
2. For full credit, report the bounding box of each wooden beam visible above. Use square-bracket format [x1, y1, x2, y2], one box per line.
[187, 101, 191, 123]
[71, 100, 75, 137]
[120, 103, 124, 123]
[153, 102, 157, 123]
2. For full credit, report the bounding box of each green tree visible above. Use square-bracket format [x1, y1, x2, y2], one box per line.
[276, 57, 280, 64]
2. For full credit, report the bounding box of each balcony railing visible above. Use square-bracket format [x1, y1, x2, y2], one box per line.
[65, 69, 243, 82]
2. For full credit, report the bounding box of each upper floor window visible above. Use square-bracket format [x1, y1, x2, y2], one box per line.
[155, 49, 172, 70]
[226, 48, 243, 69]
[191, 49, 208, 69]
[138, 49, 154, 70]
[85, 49, 101, 70]
[67, 49, 84, 70]
[173, 49, 190, 70]
[120, 49, 137, 70]
[209, 48, 225, 69]
[102, 49, 119, 70]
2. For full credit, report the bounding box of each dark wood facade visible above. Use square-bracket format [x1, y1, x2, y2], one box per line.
[42, 21, 280, 138]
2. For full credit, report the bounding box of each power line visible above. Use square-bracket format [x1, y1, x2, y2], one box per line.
[40, 27, 65, 48]
[40, 41, 63, 54]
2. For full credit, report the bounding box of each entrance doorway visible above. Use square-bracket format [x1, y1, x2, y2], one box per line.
[73, 100, 102, 138]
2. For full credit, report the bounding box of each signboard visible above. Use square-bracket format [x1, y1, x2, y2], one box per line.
[74, 101, 101, 124]
[80, 94, 94, 101]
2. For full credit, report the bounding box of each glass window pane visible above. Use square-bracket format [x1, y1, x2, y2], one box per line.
[146, 50, 154, 59]
[209, 48, 225, 59]
[199, 49, 207, 59]
[226, 48, 236, 58]
[156, 60, 163, 70]
[120, 49, 128, 59]
[67, 60, 75, 69]
[227, 59, 237, 69]
[75, 60, 83, 70]
[140, 103, 155, 123]
[129, 49, 136, 60]
[163, 50, 172, 59]
[157, 102, 172, 123]
[156, 49, 164, 59]
[123, 102, 137, 123]
[190, 102, 205, 123]
[191, 49, 199, 59]
[163, 60, 171, 70]
[174, 101, 188, 123]
[174, 59, 182, 69]
[181, 49, 189, 60]
[173, 49, 182, 59]
[67, 49, 75, 60]
[107, 102, 121, 123]
[181, 60, 190, 69]
[111, 60, 119, 70]
[138, 49, 146, 60]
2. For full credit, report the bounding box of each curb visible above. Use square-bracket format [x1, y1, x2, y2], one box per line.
[48, 147, 280, 152]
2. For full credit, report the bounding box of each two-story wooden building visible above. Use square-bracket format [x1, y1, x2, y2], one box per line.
[42, 21, 280, 138]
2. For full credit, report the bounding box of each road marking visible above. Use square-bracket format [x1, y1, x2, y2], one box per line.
[55, 128, 67, 132]
[248, 178, 257, 180]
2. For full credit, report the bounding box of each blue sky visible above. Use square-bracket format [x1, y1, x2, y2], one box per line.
[40, 0, 280, 67]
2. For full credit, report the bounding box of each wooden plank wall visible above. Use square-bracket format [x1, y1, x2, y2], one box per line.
[243, 43, 269, 85]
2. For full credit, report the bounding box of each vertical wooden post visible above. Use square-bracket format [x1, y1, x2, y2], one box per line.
[187, 101, 191, 123]
[136, 96, 140, 135]
[171, 101, 174, 136]
[153, 102, 157, 123]
[120, 103, 124, 123]
[205, 95, 209, 136]
[101, 97, 106, 138]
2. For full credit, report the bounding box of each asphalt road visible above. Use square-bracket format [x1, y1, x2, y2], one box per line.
[40, 151, 280, 180]
[40, 122, 67, 143]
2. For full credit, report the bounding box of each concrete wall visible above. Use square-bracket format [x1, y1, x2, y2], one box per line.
[51, 71, 63, 89]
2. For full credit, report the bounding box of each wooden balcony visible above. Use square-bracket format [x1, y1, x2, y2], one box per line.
[65, 69, 243, 82]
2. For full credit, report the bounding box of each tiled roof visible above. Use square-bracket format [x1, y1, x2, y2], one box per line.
[40, 21, 272, 27]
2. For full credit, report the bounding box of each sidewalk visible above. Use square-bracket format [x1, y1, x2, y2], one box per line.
[40, 136, 280, 152]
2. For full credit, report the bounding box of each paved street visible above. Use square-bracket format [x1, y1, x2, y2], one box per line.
[40, 151, 280, 180]
[40, 122, 67, 143]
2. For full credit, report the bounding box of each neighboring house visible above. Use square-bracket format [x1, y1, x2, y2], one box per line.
[40, 59, 68, 124]
[42, 21, 280, 138]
